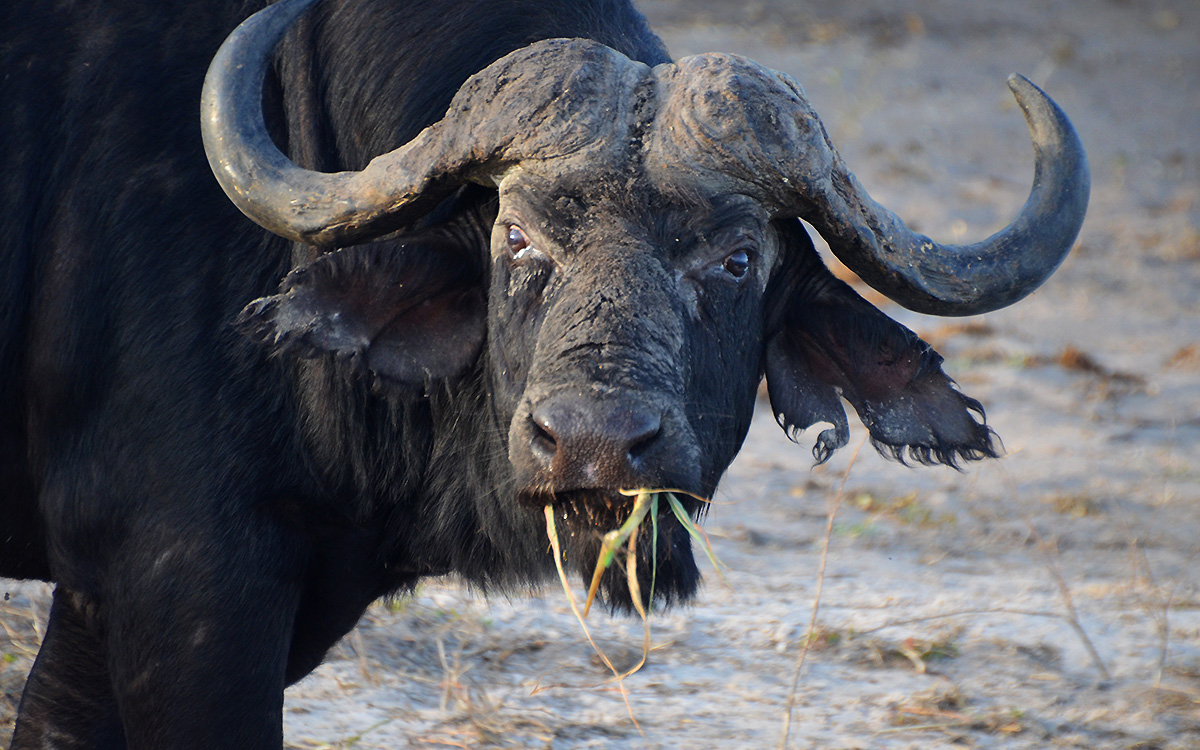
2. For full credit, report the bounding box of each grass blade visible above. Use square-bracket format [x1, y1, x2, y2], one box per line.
[664, 492, 727, 583]
[649, 493, 659, 611]
[544, 505, 645, 736]
[583, 491, 654, 617]
[625, 525, 652, 676]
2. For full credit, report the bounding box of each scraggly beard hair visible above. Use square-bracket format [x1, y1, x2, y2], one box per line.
[544, 490, 702, 614]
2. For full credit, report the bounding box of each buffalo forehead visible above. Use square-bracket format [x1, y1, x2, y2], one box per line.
[495, 162, 779, 299]
[456, 38, 651, 165]
[484, 45, 828, 217]
[644, 53, 834, 211]
[497, 159, 771, 243]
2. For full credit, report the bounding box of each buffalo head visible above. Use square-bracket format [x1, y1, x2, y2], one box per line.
[201, 0, 1088, 608]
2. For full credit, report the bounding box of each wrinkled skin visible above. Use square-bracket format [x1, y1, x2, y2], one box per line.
[493, 169, 771, 497]
[489, 168, 779, 602]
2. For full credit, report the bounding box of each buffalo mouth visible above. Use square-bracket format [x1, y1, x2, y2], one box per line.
[532, 488, 705, 613]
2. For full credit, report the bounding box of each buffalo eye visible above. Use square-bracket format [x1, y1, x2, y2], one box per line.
[506, 225, 532, 258]
[723, 249, 750, 279]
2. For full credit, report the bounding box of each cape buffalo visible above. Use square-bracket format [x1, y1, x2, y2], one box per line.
[1, 0, 1087, 745]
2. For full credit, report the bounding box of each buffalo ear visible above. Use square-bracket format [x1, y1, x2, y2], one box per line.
[237, 239, 485, 387]
[764, 220, 998, 467]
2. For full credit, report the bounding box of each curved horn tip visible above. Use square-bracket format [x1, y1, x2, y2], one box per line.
[1005, 73, 1059, 127]
[1004, 74, 1086, 157]
[807, 72, 1090, 318]
[1004, 71, 1091, 203]
[1006, 73, 1038, 97]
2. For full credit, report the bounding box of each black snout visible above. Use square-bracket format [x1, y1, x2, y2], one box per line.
[527, 395, 662, 489]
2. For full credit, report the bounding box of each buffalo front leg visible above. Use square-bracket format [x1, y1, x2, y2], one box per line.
[13, 522, 306, 749]
[11, 587, 126, 749]
[105, 527, 304, 749]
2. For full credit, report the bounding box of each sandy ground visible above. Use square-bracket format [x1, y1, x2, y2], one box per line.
[3, 0, 1198, 748]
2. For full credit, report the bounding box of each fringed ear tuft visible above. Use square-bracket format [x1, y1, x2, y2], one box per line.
[764, 219, 999, 468]
[765, 338, 849, 465]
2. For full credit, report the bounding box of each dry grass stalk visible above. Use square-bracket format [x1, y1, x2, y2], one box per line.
[778, 436, 866, 750]
[349, 627, 376, 686]
[1106, 435, 1200, 688]
[582, 490, 655, 617]
[1116, 512, 1200, 687]
[624, 525, 652, 678]
[540, 488, 724, 740]
[853, 607, 1064, 636]
[995, 463, 1112, 681]
[1023, 520, 1112, 681]
[542, 505, 643, 736]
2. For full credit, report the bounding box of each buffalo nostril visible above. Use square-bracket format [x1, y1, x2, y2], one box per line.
[529, 414, 558, 466]
[528, 396, 664, 485]
[626, 416, 661, 464]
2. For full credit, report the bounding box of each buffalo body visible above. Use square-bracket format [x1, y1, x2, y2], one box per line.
[0, 0, 1087, 746]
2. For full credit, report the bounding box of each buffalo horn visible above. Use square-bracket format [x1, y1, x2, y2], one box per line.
[650, 55, 1088, 316]
[201, 0, 645, 248]
[786, 75, 1090, 316]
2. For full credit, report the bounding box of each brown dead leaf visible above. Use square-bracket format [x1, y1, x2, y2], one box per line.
[1165, 344, 1200, 372]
